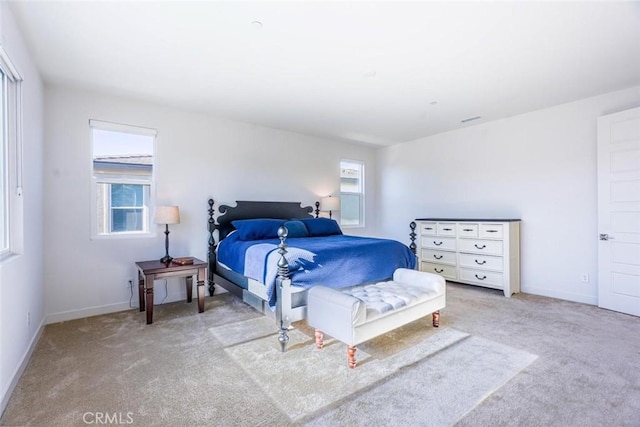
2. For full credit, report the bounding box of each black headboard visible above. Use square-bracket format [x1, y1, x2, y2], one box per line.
[207, 199, 315, 242]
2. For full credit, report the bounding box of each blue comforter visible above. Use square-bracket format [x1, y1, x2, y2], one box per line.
[217, 232, 416, 306]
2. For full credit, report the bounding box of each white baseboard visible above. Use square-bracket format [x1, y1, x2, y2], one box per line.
[1, 320, 44, 417]
[522, 285, 598, 306]
[44, 283, 226, 325]
[46, 301, 134, 324]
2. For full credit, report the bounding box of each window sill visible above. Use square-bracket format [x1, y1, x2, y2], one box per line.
[0, 251, 22, 265]
[90, 232, 156, 241]
[341, 224, 365, 229]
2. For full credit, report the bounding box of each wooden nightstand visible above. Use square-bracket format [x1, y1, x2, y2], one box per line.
[135, 258, 208, 324]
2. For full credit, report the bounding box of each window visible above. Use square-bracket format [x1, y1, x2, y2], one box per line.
[0, 66, 7, 253]
[91, 120, 155, 237]
[340, 159, 364, 227]
[0, 48, 23, 258]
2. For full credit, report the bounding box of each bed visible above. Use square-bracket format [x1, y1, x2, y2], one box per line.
[206, 199, 417, 350]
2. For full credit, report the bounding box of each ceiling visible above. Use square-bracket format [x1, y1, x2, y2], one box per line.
[8, 1, 640, 146]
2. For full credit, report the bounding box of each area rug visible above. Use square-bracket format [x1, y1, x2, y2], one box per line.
[305, 334, 540, 426]
[211, 317, 471, 421]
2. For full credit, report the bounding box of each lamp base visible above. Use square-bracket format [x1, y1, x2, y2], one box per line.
[160, 255, 173, 264]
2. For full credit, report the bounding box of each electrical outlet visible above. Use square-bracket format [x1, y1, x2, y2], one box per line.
[581, 274, 590, 283]
[27, 312, 30, 327]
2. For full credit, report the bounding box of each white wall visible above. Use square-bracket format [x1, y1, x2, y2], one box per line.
[377, 86, 640, 305]
[44, 85, 377, 323]
[0, 3, 44, 415]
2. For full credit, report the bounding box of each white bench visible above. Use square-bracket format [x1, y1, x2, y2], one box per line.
[307, 268, 446, 368]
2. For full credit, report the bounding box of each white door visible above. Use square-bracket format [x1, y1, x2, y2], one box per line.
[597, 107, 640, 316]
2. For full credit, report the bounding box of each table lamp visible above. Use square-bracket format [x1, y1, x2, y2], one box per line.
[320, 196, 340, 219]
[153, 205, 180, 263]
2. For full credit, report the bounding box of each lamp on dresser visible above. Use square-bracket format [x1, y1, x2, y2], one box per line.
[320, 196, 340, 219]
[153, 205, 180, 264]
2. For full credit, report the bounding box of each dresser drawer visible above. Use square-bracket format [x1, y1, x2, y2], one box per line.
[421, 262, 457, 280]
[420, 222, 437, 236]
[421, 249, 457, 265]
[437, 222, 457, 236]
[458, 223, 478, 238]
[459, 253, 503, 271]
[480, 223, 504, 239]
[459, 268, 503, 288]
[421, 236, 456, 251]
[458, 238, 503, 256]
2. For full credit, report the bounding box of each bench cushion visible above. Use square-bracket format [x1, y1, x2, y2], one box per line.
[344, 281, 439, 324]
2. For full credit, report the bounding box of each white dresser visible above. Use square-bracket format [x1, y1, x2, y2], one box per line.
[413, 218, 521, 297]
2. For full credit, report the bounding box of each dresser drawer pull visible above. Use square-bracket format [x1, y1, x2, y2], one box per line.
[475, 274, 487, 280]
[463, 228, 474, 232]
[433, 254, 443, 260]
[433, 241, 443, 246]
[434, 268, 444, 273]
[442, 228, 453, 231]
[486, 230, 498, 233]
[425, 227, 433, 230]
[474, 259, 486, 265]
[474, 244, 486, 249]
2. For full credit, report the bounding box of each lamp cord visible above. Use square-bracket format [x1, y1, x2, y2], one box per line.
[161, 279, 168, 304]
[129, 280, 134, 309]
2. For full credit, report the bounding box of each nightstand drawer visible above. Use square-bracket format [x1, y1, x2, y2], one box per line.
[421, 249, 457, 265]
[421, 237, 456, 251]
[421, 262, 457, 280]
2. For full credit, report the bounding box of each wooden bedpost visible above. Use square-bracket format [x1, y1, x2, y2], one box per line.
[315, 201, 320, 218]
[275, 226, 291, 352]
[207, 199, 216, 297]
[409, 221, 417, 256]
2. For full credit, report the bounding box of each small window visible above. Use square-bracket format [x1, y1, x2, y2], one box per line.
[0, 66, 8, 253]
[340, 159, 364, 227]
[0, 48, 23, 258]
[91, 121, 155, 237]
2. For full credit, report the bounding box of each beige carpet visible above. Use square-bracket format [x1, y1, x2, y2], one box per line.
[5, 283, 638, 426]
[211, 316, 536, 423]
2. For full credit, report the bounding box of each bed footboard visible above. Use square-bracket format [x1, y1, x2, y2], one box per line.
[206, 199, 302, 350]
[275, 226, 292, 352]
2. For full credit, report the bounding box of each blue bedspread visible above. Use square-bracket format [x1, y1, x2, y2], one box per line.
[217, 232, 417, 306]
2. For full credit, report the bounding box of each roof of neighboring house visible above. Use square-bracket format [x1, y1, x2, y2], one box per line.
[93, 155, 152, 171]
[94, 154, 152, 165]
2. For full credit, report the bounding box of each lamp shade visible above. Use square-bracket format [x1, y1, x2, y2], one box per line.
[153, 206, 180, 225]
[320, 196, 340, 212]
